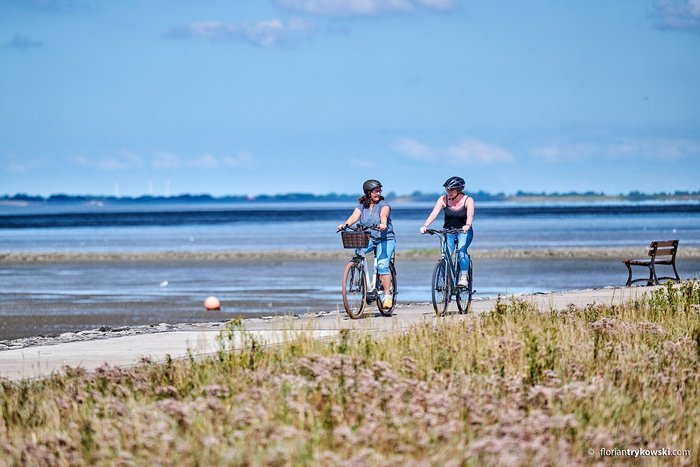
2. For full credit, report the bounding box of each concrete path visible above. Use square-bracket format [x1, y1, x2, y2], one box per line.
[0, 286, 654, 381]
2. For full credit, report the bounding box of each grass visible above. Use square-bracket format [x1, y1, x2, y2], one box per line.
[1, 280, 699, 465]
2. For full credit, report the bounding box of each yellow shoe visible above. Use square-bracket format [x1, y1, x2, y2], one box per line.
[382, 296, 393, 309]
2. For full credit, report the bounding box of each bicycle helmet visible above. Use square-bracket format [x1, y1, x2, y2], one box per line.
[443, 176, 465, 192]
[362, 179, 383, 194]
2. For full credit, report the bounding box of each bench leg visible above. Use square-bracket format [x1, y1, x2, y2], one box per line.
[625, 263, 633, 287]
[648, 265, 657, 286]
[671, 262, 681, 283]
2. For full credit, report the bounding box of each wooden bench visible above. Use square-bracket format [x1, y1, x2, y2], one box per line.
[623, 240, 681, 286]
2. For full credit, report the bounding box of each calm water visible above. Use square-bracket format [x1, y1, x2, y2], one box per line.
[1, 201, 699, 339]
[1, 201, 698, 252]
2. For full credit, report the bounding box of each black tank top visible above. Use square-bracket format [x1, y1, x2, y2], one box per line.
[443, 196, 468, 229]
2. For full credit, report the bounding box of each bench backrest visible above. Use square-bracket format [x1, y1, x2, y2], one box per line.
[648, 240, 678, 258]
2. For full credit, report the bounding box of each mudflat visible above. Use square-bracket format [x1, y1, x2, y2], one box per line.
[3, 246, 700, 262]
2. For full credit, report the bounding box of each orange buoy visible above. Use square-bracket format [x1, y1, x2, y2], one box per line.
[204, 296, 221, 310]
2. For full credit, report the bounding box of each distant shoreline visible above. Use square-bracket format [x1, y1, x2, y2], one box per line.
[2, 191, 699, 206]
[3, 247, 700, 263]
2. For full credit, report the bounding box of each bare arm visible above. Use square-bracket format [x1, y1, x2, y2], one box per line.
[379, 205, 390, 230]
[464, 196, 474, 232]
[338, 208, 362, 231]
[419, 196, 446, 233]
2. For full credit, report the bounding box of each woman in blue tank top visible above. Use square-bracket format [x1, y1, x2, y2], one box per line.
[419, 176, 474, 287]
[338, 179, 396, 309]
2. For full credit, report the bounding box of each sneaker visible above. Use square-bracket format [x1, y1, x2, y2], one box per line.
[458, 274, 469, 288]
[382, 296, 393, 309]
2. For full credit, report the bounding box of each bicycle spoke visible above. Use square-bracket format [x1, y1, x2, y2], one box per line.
[377, 263, 397, 316]
[342, 262, 366, 319]
[456, 259, 473, 314]
[432, 260, 449, 317]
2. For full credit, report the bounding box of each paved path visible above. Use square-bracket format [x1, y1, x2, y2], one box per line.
[0, 286, 653, 381]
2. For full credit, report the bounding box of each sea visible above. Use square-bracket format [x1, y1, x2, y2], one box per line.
[1, 200, 699, 339]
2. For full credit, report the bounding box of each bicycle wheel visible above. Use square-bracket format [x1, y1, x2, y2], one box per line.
[376, 262, 397, 316]
[456, 261, 473, 314]
[342, 261, 366, 319]
[431, 259, 450, 317]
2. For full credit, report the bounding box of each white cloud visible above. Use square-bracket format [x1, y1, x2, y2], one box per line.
[187, 152, 256, 169]
[1, 154, 29, 173]
[74, 151, 143, 171]
[151, 152, 181, 169]
[73, 151, 257, 172]
[652, 0, 700, 32]
[392, 138, 436, 161]
[1, 0, 95, 12]
[165, 18, 314, 47]
[393, 136, 513, 165]
[445, 138, 514, 164]
[222, 151, 256, 169]
[415, 0, 458, 11]
[529, 145, 562, 162]
[529, 138, 700, 162]
[655, 139, 700, 159]
[277, 0, 412, 16]
[188, 154, 219, 169]
[275, 0, 457, 16]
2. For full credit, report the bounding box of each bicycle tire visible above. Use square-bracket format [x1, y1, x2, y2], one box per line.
[376, 262, 398, 316]
[431, 259, 450, 317]
[342, 261, 366, 319]
[456, 261, 473, 314]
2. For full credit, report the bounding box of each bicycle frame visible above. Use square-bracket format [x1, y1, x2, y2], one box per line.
[351, 246, 380, 297]
[436, 230, 463, 292]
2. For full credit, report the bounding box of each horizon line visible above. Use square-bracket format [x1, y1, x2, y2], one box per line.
[2, 189, 700, 202]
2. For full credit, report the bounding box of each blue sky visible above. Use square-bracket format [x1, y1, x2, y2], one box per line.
[1, 0, 699, 197]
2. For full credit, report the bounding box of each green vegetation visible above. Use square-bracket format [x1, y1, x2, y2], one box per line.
[1, 282, 699, 465]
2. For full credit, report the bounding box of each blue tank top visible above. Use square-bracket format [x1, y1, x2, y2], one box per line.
[357, 199, 395, 241]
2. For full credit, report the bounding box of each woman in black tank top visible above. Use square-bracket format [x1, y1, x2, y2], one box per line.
[419, 176, 474, 286]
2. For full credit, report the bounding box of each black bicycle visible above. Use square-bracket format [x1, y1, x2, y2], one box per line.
[423, 228, 473, 316]
[339, 224, 397, 319]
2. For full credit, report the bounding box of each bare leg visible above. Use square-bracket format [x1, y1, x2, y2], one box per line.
[380, 273, 391, 297]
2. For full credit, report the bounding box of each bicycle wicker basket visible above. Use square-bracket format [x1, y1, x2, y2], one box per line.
[341, 231, 370, 249]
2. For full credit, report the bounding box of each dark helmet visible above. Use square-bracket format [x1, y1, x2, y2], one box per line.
[362, 179, 383, 194]
[443, 176, 465, 192]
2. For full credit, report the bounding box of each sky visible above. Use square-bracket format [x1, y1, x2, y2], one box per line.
[1, 0, 699, 197]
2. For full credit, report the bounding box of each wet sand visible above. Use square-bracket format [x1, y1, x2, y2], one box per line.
[3, 249, 699, 344]
[3, 246, 700, 262]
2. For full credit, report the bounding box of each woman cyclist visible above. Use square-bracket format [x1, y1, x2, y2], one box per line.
[338, 179, 396, 309]
[419, 176, 474, 287]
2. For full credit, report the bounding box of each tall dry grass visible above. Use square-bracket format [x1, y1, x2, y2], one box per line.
[1, 281, 699, 466]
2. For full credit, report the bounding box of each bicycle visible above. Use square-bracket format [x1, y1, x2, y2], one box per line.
[339, 224, 397, 319]
[423, 228, 473, 316]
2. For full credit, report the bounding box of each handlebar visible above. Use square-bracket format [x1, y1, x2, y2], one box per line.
[337, 224, 380, 233]
[423, 228, 463, 235]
